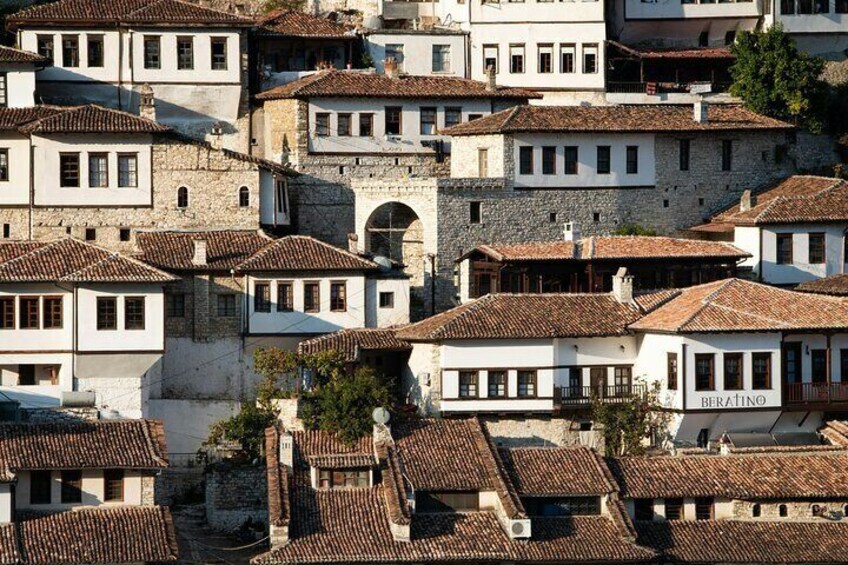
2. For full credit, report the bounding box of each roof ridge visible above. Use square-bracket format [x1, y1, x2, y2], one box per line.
[430, 294, 495, 340]
[499, 105, 523, 133]
[0, 238, 64, 274]
[662, 279, 733, 331]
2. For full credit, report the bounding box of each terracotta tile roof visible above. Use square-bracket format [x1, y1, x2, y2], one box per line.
[0, 106, 65, 130]
[256, 70, 540, 101]
[608, 452, 848, 499]
[237, 235, 379, 272]
[633, 289, 682, 313]
[609, 41, 735, 60]
[257, 10, 354, 38]
[265, 426, 290, 529]
[395, 293, 641, 341]
[297, 328, 412, 363]
[636, 520, 848, 564]
[0, 45, 47, 64]
[796, 274, 848, 296]
[629, 278, 848, 333]
[0, 238, 176, 283]
[7, 0, 251, 27]
[820, 421, 848, 447]
[377, 443, 412, 527]
[442, 104, 792, 136]
[0, 524, 19, 565]
[499, 447, 616, 496]
[292, 430, 374, 470]
[18, 506, 179, 564]
[135, 230, 272, 272]
[0, 420, 169, 471]
[18, 104, 170, 135]
[464, 237, 748, 263]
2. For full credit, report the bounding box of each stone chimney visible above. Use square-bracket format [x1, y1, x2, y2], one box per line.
[694, 100, 708, 124]
[612, 267, 634, 304]
[486, 65, 497, 92]
[279, 432, 294, 470]
[563, 221, 581, 242]
[347, 233, 359, 254]
[210, 122, 224, 151]
[191, 239, 207, 266]
[740, 189, 753, 212]
[138, 83, 156, 122]
[384, 56, 399, 79]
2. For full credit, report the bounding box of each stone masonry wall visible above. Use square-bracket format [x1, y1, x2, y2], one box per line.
[205, 464, 268, 533]
[733, 500, 848, 521]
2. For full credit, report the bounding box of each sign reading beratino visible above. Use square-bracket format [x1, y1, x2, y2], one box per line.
[700, 394, 769, 409]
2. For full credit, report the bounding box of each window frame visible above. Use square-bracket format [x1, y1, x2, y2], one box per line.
[458, 370, 478, 398]
[315, 113, 330, 137]
[721, 139, 733, 171]
[482, 44, 498, 74]
[177, 35, 195, 70]
[358, 113, 374, 137]
[723, 352, 743, 390]
[238, 186, 250, 208]
[444, 107, 462, 129]
[385, 106, 403, 136]
[509, 44, 525, 74]
[0, 296, 14, 329]
[563, 146, 578, 175]
[560, 43, 576, 73]
[96, 297, 117, 331]
[304, 281, 320, 313]
[752, 352, 772, 390]
[117, 153, 138, 188]
[88, 152, 109, 188]
[626, 146, 639, 175]
[276, 281, 294, 312]
[37, 35, 54, 63]
[61, 470, 83, 504]
[143, 35, 161, 70]
[59, 153, 81, 188]
[177, 186, 189, 209]
[86, 34, 104, 68]
[519, 146, 534, 175]
[30, 470, 52, 505]
[542, 146, 556, 175]
[420, 107, 438, 136]
[124, 297, 145, 330]
[337, 113, 352, 137]
[378, 291, 394, 309]
[103, 469, 124, 502]
[216, 294, 237, 318]
[210, 37, 228, 70]
[808, 232, 826, 264]
[19, 296, 40, 330]
[776, 233, 794, 265]
[166, 293, 185, 318]
[517, 369, 537, 398]
[254, 282, 271, 313]
[330, 281, 347, 312]
[43, 296, 63, 330]
[537, 43, 553, 74]
[667, 352, 678, 390]
[582, 44, 598, 74]
[679, 139, 691, 171]
[665, 497, 684, 520]
[487, 370, 507, 398]
[432, 44, 451, 73]
[469, 201, 482, 224]
[0, 73, 7, 108]
[596, 145, 611, 175]
[694, 497, 714, 520]
[695, 353, 715, 391]
[0, 148, 9, 181]
[61, 34, 79, 68]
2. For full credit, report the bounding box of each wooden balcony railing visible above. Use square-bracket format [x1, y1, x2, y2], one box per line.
[786, 382, 848, 405]
[606, 81, 732, 94]
[554, 384, 646, 407]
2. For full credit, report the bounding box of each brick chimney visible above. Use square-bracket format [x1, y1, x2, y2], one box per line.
[191, 239, 207, 266]
[740, 189, 753, 212]
[612, 267, 634, 304]
[694, 100, 708, 124]
[486, 65, 497, 92]
[347, 233, 359, 254]
[209, 122, 224, 151]
[138, 83, 156, 122]
[384, 57, 399, 79]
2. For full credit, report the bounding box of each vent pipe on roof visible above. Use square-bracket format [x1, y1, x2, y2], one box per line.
[740, 189, 753, 212]
[384, 57, 400, 79]
[209, 122, 224, 151]
[486, 65, 497, 92]
[138, 83, 156, 122]
[347, 232, 359, 254]
[612, 267, 634, 305]
[694, 99, 708, 124]
[192, 239, 208, 266]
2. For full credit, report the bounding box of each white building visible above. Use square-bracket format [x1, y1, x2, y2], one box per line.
[691, 176, 848, 286]
[765, 0, 848, 59]
[0, 238, 175, 418]
[0, 45, 46, 109]
[364, 30, 469, 78]
[7, 0, 253, 148]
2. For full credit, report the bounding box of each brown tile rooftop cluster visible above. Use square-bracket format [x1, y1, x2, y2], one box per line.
[441, 104, 792, 136]
[257, 9, 353, 37]
[238, 235, 379, 272]
[630, 278, 848, 333]
[256, 70, 540, 101]
[395, 293, 642, 341]
[610, 40, 735, 60]
[292, 429, 374, 470]
[0, 45, 47, 64]
[820, 420, 848, 447]
[796, 273, 848, 296]
[465, 236, 748, 263]
[608, 452, 848, 499]
[7, 0, 251, 27]
[500, 447, 616, 496]
[297, 328, 412, 363]
[17, 506, 179, 565]
[135, 230, 273, 271]
[0, 238, 176, 284]
[635, 520, 848, 565]
[0, 420, 169, 473]
[18, 104, 170, 135]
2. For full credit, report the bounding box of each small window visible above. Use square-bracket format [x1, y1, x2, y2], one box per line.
[379, 291, 394, 308]
[478, 148, 488, 178]
[61, 470, 82, 503]
[538, 44, 553, 74]
[517, 370, 536, 398]
[104, 469, 124, 502]
[0, 148, 9, 181]
[667, 352, 678, 390]
[96, 297, 117, 330]
[420, 107, 437, 135]
[634, 499, 654, 521]
[238, 186, 250, 207]
[776, 234, 793, 265]
[459, 371, 478, 398]
[118, 154, 138, 188]
[510, 44, 525, 73]
[315, 113, 330, 137]
[211, 37, 228, 70]
[752, 352, 771, 389]
[695, 497, 714, 520]
[87, 35, 104, 68]
[679, 139, 691, 171]
[779, 504, 788, 517]
[542, 146, 556, 175]
[119, 228, 131, 242]
[30, 471, 52, 505]
[277, 282, 293, 312]
[593, 212, 600, 222]
[60, 154, 80, 187]
[445, 107, 462, 129]
[304, 282, 320, 312]
[626, 146, 639, 174]
[665, 498, 684, 520]
[695, 353, 715, 391]
[330, 281, 347, 312]
[166, 294, 185, 318]
[43, 297, 63, 329]
[359, 113, 374, 137]
[217, 294, 236, 317]
[124, 297, 145, 330]
[62, 35, 79, 67]
[549, 212, 557, 223]
[385, 107, 402, 136]
[723, 353, 743, 390]
[432, 45, 451, 73]
[37, 35, 54, 62]
[254, 282, 271, 313]
[752, 503, 761, 518]
[85, 228, 96, 241]
[177, 36, 194, 70]
[0, 297, 14, 329]
[563, 146, 578, 175]
[143, 36, 160, 69]
[488, 370, 507, 397]
[177, 186, 189, 208]
[721, 139, 733, 171]
[519, 146, 534, 175]
[582, 44, 598, 74]
[596, 146, 610, 175]
[337, 113, 352, 136]
[809, 233, 825, 264]
[560, 44, 575, 73]
[88, 153, 108, 188]
[470, 201, 482, 224]
[20, 297, 39, 329]
[317, 468, 370, 489]
[483, 45, 498, 74]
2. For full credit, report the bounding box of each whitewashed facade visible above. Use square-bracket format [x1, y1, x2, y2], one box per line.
[365, 31, 469, 77]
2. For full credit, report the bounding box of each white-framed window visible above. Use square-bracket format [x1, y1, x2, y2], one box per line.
[432, 45, 451, 73]
[483, 45, 498, 74]
[509, 44, 525, 73]
[560, 44, 576, 73]
[538, 44, 553, 74]
[118, 154, 138, 188]
[582, 44, 598, 74]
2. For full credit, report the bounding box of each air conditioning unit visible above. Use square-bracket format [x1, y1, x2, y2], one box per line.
[508, 518, 532, 539]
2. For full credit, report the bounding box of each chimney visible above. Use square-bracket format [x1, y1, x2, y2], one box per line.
[694, 99, 708, 124]
[191, 239, 207, 266]
[384, 57, 399, 79]
[740, 189, 753, 212]
[210, 122, 224, 151]
[279, 432, 294, 470]
[563, 221, 581, 242]
[347, 233, 359, 254]
[138, 83, 156, 122]
[486, 65, 497, 92]
[612, 267, 634, 304]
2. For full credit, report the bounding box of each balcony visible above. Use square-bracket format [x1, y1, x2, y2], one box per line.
[785, 382, 848, 408]
[554, 384, 646, 409]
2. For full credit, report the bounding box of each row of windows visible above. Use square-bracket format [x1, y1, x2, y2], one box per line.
[254, 281, 347, 313]
[58, 153, 138, 188]
[10, 364, 59, 387]
[317, 468, 370, 489]
[37, 34, 228, 70]
[457, 369, 537, 398]
[483, 43, 599, 75]
[166, 292, 237, 318]
[775, 232, 827, 265]
[384, 44, 452, 74]
[780, 0, 848, 14]
[634, 497, 714, 521]
[688, 352, 772, 391]
[314, 107, 479, 138]
[0, 296, 63, 330]
[517, 145, 639, 176]
[29, 469, 124, 505]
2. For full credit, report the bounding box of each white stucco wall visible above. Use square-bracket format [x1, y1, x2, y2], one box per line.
[756, 224, 847, 285]
[366, 32, 468, 77]
[0, 484, 11, 524]
[365, 276, 410, 327]
[76, 284, 165, 352]
[15, 469, 144, 510]
[0, 64, 37, 108]
[0, 132, 33, 205]
[623, 0, 761, 20]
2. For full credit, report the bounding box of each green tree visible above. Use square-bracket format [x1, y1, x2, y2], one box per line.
[730, 25, 827, 132]
[205, 403, 276, 461]
[591, 382, 669, 456]
[613, 223, 657, 237]
[262, 0, 306, 13]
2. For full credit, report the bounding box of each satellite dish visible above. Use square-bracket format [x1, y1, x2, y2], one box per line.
[372, 407, 390, 425]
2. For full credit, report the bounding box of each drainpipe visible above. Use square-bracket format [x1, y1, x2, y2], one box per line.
[28, 143, 34, 239]
[427, 253, 436, 316]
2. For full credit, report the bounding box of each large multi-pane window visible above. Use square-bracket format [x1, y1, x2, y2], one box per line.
[517, 370, 536, 397]
[542, 146, 556, 175]
[61, 470, 83, 503]
[304, 282, 320, 312]
[519, 146, 534, 175]
[318, 469, 369, 489]
[217, 294, 236, 317]
[20, 297, 39, 329]
[359, 113, 373, 137]
[0, 297, 14, 329]
[420, 107, 437, 135]
[30, 471, 52, 505]
[37, 35, 54, 62]
[538, 44, 553, 73]
[96, 297, 117, 330]
[277, 282, 293, 312]
[563, 146, 578, 175]
[667, 352, 678, 390]
[432, 45, 451, 73]
[211, 38, 228, 70]
[0, 74, 6, 108]
[88, 153, 108, 187]
[596, 146, 610, 175]
[665, 498, 684, 520]
[459, 371, 478, 398]
[752, 352, 771, 389]
[445, 107, 462, 129]
[87, 35, 104, 67]
[330, 281, 347, 312]
[177, 36, 194, 70]
[104, 469, 124, 502]
[124, 297, 145, 330]
[60, 153, 80, 187]
[385, 107, 402, 136]
[695, 354, 715, 391]
[254, 282, 271, 313]
[143, 36, 161, 69]
[166, 294, 185, 318]
[43, 297, 63, 329]
[62, 35, 79, 67]
[808, 233, 825, 264]
[315, 113, 330, 137]
[723, 353, 743, 390]
[776, 234, 793, 265]
[626, 146, 639, 174]
[582, 44, 598, 74]
[337, 113, 351, 136]
[488, 371, 507, 397]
